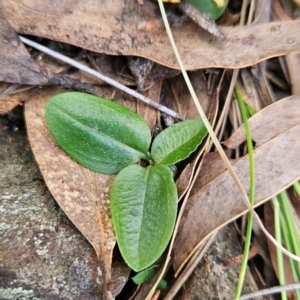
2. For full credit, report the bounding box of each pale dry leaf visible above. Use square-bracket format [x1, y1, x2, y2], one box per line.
[1, 1, 300, 69]
[223, 94, 300, 148]
[0, 12, 110, 101]
[248, 63, 275, 109]
[173, 121, 300, 272]
[286, 53, 300, 95]
[24, 86, 119, 299]
[273, 0, 300, 95]
[240, 69, 261, 111]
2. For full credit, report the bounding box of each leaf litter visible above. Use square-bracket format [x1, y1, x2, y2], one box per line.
[173, 95, 300, 273]
[1, 0, 300, 299]
[24, 86, 124, 299]
[1, 1, 300, 69]
[223, 94, 300, 148]
[23, 79, 171, 298]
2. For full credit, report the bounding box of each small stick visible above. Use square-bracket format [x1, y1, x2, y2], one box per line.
[178, 0, 225, 41]
[240, 283, 300, 300]
[19, 36, 186, 120]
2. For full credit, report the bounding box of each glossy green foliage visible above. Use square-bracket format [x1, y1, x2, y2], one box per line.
[45, 92, 151, 174]
[46, 92, 209, 272]
[132, 265, 168, 289]
[111, 164, 177, 271]
[151, 119, 208, 165]
[132, 265, 159, 285]
[186, 0, 229, 20]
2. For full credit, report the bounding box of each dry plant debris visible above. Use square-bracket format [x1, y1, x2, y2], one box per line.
[1, 0, 300, 299]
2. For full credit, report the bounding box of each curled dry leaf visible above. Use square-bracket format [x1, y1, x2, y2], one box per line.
[24, 87, 125, 299]
[173, 100, 300, 272]
[2, 1, 300, 69]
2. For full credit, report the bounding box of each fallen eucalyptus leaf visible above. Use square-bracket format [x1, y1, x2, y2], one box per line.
[173, 121, 300, 272]
[223, 94, 300, 148]
[1, 2, 300, 69]
[25, 87, 124, 299]
[111, 164, 177, 272]
[45, 92, 151, 175]
[151, 119, 208, 165]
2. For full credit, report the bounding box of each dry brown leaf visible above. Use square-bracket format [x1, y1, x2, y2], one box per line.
[0, 11, 49, 85]
[0, 87, 36, 114]
[24, 86, 122, 299]
[247, 63, 275, 109]
[2, 1, 300, 69]
[164, 71, 215, 120]
[173, 120, 300, 273]
[223, 94, 300, 148]
[273, 0, 300, 95]
[0, 11, 114, 105]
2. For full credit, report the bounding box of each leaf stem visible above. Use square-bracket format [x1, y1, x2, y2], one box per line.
[18, 35, 186, 120]
[233, 86, 255, 300]
[278, 195, 300, 300]
[272, 197, 288, 300]
[279, 191, 300, 275]
[293, 181, 300, 197]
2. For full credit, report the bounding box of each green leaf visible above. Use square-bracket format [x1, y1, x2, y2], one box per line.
[111, 164, 177, 272]
[45, 92, 151, 174]
[186, 0, 228, 20]
[132, 265, 167, 289]
[151, 119, 208, 165]
[132, 265, 159, 285]
[158, 279, 167, 290]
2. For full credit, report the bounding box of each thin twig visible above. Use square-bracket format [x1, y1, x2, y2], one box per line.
[18, 35, 185, 120]
[240, 283, 300, 300]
